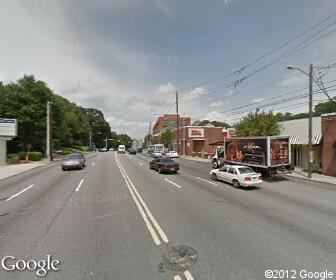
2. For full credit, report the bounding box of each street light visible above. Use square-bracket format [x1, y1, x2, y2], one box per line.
[286, 64, 313, 179]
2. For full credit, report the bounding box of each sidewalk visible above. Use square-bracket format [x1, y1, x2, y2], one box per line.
[180, 155, 211, 163]
[287, 169, 336, 185]
[0, 160, 50, 181]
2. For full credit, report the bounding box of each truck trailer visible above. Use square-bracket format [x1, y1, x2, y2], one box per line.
[212, 136, 291, 176]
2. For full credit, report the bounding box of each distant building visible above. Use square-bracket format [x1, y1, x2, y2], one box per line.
[152, 114, 191, 136]
[171, 126, 226, 158]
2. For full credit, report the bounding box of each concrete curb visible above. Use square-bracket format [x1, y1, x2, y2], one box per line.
[285, 174, 336, 186]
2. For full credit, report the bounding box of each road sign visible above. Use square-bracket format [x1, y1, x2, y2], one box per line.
[0, 118, 17, 137]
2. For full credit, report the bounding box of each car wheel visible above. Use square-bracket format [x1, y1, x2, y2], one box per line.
[62, 167, 66, 171]
[212, 161, 218, 169]
[211, 173, 217, 180]
[158, 167, 162, 174]
[232, 180, 240, 188]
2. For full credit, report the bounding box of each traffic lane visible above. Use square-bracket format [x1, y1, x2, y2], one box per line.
[0, 154, 99, 264]
[178, 157, 336, 216]
[0, 153, 99, 225]
[0, 153, 97, 194]
[119, 154, 336, 278]
[13, 151, 166, 280]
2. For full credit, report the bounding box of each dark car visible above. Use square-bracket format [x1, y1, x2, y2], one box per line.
[149, 158, 179, 174]
[62, 153, 86, 171]
[129, 149, 137, 155]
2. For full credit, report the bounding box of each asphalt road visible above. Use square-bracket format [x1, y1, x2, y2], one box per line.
[0, 152, 335, 280]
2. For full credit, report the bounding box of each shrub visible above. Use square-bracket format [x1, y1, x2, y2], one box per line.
[17, 151, 43, 161]
[17, 151, 27, 160]
[29, 152, 43, 161]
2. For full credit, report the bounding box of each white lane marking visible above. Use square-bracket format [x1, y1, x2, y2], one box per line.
[115, 158, 161, 245]
[91, 212, 121, 220]
[184, 271, 194, 280]
[137, 161, 143, 166]
[174, 275, 182, 280]
[75, 179, 84, 192]
[6, 184, 35, 201]
[164, 178, 182, 189]
[196, 176, 218, 186]
[91, 162, 95, 166]
[115, 155, 169, 244]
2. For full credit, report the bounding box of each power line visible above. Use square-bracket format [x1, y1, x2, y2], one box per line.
[176, 10, 336, 94]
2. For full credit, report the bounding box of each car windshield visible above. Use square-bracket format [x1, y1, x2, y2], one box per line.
[160, 159, 175, 163]
[66, 154, 81, 160]
[238, 167, 255, 174]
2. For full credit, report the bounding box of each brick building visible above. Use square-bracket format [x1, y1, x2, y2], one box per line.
[171, 125, 225, 158]
[152, 114, 191, 136]
[321, 113, 336, 176]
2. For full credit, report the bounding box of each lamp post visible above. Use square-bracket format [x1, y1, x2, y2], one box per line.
[286, 64, 313, 179]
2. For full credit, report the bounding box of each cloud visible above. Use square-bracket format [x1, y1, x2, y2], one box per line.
[155, 83, 176, 95]
[251, 98, 264, 103]
[209, 101, 223, 107]
[183, 87, 207, 100]
[223, 89, 234, 97]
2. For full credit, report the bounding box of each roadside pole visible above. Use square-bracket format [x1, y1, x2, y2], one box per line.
[308, 64, 313, 179]
[46, 101, 53, 161]
[89, 130, 92, 152]
[176, 91, 180, 154]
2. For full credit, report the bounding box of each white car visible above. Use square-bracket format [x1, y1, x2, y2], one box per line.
[210, 165, 262, 188]
[166, 151, 179, 158]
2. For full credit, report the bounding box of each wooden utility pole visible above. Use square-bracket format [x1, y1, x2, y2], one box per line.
[308, 64, 313, 179]
[176, 91, 180, 154]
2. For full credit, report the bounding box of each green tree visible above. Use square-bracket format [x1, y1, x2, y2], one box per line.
[193, 119, 229, 128]
[160, 129, 172, 147]
[235, 110, 280, 136]
[315, 99, 336, 114]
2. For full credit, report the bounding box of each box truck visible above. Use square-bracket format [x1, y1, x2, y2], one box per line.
[212, 136, 291, 176]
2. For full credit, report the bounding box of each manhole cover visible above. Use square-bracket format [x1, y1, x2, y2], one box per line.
[0, 212, 10, 217]
[163, 245, 198, 272]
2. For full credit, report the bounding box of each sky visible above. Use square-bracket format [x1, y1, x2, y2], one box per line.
[1, 0, 336, 138]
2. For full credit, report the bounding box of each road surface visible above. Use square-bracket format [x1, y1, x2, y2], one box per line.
[0, 152, 335, 280]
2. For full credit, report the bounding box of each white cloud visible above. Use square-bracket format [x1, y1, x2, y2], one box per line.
[251, 98, 264, 103]
[183, 87, 207, 100]
[223, 89, 234, 97]
[155, 83, 176, 95]
[209, 101, 223, 107]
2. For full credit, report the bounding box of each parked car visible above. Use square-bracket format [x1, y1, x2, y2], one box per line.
[210, 165, 262, 188]
[149, 158, 180, 174]
[99, 147, 107, 152]
[151, 152, 163, 158]
[129, 149, 137, 155]
[62, 153, 86, 171]
[166, 151, 179, 158]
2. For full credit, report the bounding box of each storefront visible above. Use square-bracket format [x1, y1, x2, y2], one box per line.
[172, 125, 225, 158]
[279, 117, 322, 173]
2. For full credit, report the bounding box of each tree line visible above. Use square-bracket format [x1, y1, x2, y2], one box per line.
[0, 75, 132, 154]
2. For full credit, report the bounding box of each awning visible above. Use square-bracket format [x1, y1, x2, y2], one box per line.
[289, 133, 322, 145]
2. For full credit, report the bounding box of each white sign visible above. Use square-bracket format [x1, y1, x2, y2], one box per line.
[0, 119, 17, 137]
[188, 128, 204, 138]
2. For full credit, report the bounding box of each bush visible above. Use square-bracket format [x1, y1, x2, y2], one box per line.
[17, 151, 27, 160]
[17, 151, 43, 161]
[29, 152, 43, 161]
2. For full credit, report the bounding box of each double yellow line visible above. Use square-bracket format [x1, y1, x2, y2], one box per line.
[115, 154, 168, 245]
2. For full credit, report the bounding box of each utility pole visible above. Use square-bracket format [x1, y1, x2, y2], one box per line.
[46, 101, 53, 161]
[308, 63, 313, 179]
[148, 121, 152, 146]
[89, 130, 92, 152]
[176, 91, 180, 154]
